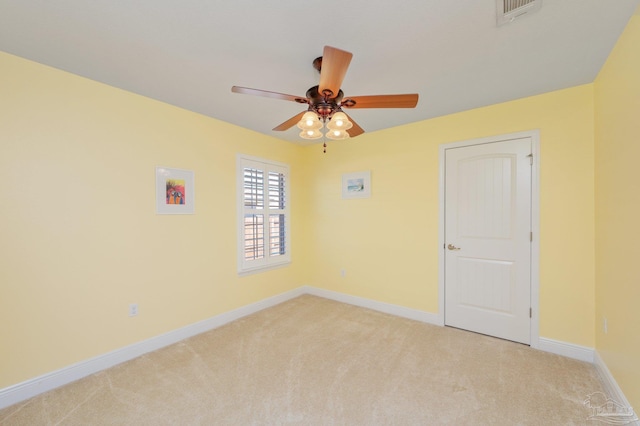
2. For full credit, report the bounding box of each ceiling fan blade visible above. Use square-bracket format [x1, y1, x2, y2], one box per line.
[232, 86, 307, 103]
[344, 113, 365, 137]
[318, 46, 353, 98]
[342, 94, 419, 109]
[273, 111, 307, 131]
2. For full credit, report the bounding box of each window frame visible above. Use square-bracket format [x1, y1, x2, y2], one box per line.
[236, 154, 291, 274]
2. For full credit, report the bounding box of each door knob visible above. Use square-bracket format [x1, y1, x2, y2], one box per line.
[447, 244, 461, 251]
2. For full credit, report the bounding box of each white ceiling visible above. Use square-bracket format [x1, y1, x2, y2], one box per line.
[1, 0, 639, 144]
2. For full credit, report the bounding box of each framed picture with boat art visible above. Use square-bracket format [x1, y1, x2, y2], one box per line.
[342, 171, 371, 199]
[156, 167, 195, 214]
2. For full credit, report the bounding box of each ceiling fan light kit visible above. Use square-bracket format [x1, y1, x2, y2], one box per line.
[297, 110, 354, 140]
[232, 46, 419, 147]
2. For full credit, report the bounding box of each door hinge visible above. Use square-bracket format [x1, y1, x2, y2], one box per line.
[530, 232, 533, 242]
[530, 308, 532, 318]
[527, 153, 533, 165]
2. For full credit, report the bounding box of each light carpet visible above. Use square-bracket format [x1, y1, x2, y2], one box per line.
[0, 295, 605, 425]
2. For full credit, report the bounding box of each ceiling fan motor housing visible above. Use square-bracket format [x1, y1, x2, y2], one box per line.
[305, 85, 344, 119]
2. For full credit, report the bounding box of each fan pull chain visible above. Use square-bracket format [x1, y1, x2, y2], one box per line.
[323, 142, 327, 154]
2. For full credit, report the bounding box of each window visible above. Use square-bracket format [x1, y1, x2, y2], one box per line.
[237, 155, 290, 273]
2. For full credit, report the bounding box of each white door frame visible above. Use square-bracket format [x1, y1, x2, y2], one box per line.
[438, 130, 541, 349]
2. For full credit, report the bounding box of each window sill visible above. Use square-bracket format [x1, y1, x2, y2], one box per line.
[238, 260, 291, 276]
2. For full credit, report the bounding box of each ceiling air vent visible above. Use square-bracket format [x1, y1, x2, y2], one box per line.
[497, 0, 542, 26]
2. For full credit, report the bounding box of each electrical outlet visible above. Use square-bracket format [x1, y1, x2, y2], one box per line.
[603, 317, 608, 334]
[129, 303, 139, 317]
[340, 269, 346, 278]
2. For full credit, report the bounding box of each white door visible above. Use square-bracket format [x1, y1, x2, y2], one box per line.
[444, 137, 532, 344]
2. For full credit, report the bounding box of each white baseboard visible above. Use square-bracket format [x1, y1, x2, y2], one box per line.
[0, 286, 306, 410]
[1, 286, 632, 417]
[537, 337, 595, 363]
[593, 351, 639, 425]
[303, 286, 442, 326]
[304, 288, 600, 363]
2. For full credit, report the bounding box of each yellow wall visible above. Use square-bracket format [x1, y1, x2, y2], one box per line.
[304, 84, 596, 347]
[0, 52, 307, 388]
[594, 10, 640, 409]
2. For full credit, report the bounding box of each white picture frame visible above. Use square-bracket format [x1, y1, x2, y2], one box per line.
[342, 171, 371, 199]
[156, 167, 195, 214]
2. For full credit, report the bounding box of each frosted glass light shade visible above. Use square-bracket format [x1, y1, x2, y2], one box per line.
[299, 129, 323, 139]
[296, 111, 322, 131]
[326, 129, 350, 140]
[326, 112, 352, 131]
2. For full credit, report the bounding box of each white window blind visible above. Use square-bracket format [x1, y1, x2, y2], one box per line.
[237, 155, 290, 273]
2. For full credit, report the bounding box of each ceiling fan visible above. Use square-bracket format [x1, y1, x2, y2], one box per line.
[231, 46, 419, 144]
